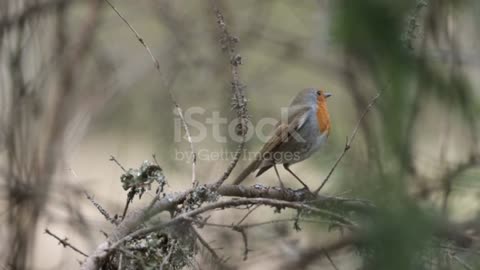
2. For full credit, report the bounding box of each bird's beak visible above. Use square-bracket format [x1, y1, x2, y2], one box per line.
[324, 92, 332, 98]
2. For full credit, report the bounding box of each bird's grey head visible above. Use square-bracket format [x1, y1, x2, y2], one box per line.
[290, 88, 332, 108]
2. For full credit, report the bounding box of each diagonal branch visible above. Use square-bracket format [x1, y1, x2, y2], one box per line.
[281, 233, 360, 270]
[84, 192, 118, 225]
[103, 0, 197, 187]
[192, 227, 228, 267]
[45, 229, 88, 257]
[102, 0, 159, 69]
[234, 226, 250, 260]
[314, 92, 381, 194]
[323, 248, 340, 270]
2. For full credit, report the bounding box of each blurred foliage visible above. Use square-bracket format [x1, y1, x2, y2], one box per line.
[330, 0, 479, 269]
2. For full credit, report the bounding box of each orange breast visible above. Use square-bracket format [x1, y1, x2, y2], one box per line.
[316, 98, 330, 134]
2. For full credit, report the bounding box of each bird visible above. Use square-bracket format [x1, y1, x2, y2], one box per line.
[233, 88, 332, 189]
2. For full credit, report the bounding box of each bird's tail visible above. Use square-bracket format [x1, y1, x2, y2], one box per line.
[232, 159, 260, 185]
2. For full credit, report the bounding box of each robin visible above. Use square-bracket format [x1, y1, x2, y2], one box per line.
[233, 88, 332, 189]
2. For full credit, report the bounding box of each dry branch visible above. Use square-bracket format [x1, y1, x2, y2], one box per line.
[281, 233, 361, 270]
[108, 198, 355, 252]
[102, 0, 159, 69]
[45, 229, 88, 257]
[85, 192, 118, 225]
[102, 0, 198, 188]
[80, 181, 475, 269]
[211, 1, 249, 190]
[80, 184, 357, 269]
[314, 92, 381, 194]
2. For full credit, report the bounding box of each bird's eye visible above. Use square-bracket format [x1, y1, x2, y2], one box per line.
[316, 90, 322, 96]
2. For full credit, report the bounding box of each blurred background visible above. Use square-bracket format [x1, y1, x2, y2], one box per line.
[1, 0, 480, 269]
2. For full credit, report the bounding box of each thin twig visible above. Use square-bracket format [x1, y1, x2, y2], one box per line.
[281, 233, 360, 270]
[189, 217, 340, 230]
[294, 209, 302, 231]
[172, 97, 198, 187]
[234, 227, 249, 260]
[211, 0, 249, 190]
[242, 218, 335, 229]
[192, 227, 225, 265]
[235, 205, 260, 226]
[439, 244, 480, 256]
[314, 93, 380, 194]
[102, 0, 159, 69]
[103, 0, 197, 187]
[45, 229, 88, 257]
[323, 249, 340, 270]
[448, 252, 474, 270]
[440, 105, 453, 214]
[152, 154, 160, 166]
[121, 190, 135, 221]
[109, 155, 126, 172]
[84, 192, 118, 225]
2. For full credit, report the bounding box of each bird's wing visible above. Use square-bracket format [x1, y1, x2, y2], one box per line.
[258, 106, 311, 155]
[232, 106, 311, 184]
[287, 104, 311, 129]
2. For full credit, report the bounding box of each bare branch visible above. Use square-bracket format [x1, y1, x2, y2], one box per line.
[172, 99, 198, 187]
[108, 197, 355, 251]
[192, 227, 228, 267]
[102, 0, 159, 69]
[80, 182, 473, 270]
[235, 205, 260, 226]
[121, 190, 135, 221]
[109, 155, 126, 172]
[45, 229, 88, 257]
[323, 248, 340, 270]
[314, 92, 381, 194]
[448, 251, 474, 270]
[211, 1, 249, 190]
[281, 233, 360, 270]
[189, 217, 338, 230]
[234, 227, 249, 260]
[84, 192, 118, 225]
[190, 214, 342, 262]
[103, 0, 197, 187]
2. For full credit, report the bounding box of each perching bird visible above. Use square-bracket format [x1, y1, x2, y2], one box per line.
[233, 88, 332, 189]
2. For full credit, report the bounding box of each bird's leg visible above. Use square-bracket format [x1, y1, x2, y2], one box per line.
[273, 164, 285, 190]
[283, 164, 310, 190]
